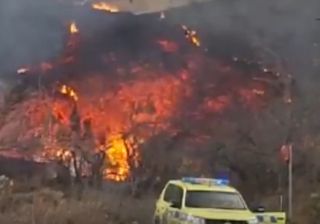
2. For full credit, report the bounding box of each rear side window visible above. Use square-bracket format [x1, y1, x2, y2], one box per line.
[163, 184, 183, 207]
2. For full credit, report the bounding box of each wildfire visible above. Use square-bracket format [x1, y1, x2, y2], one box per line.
[10, 8, 281, 183]
[182, 25, 201, 47]
[91, 2, 119, 13]
[70, 22, 79, 34]
[37, 74, 186, 181]
[104, 135, 130, 181]
[42, 148, 72, 163]
[59, 84, 79, 102]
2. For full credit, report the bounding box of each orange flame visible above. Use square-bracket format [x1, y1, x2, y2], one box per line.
[41, 148, 72, 165]
[92, 2, 119, 13]
[59, 84, 79, 102]
[13, 8, 276, 183]
[70, 22, 79, 34]
[103, 135, 130, 181]
[44, 75, 184, 181]
[182, 25, 201, 47]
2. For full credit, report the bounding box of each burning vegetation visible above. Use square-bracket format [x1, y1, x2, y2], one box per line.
[70, 22, 79, 34]
[0, 0, 320, 223]
[91, 2, 120, 13]
[0, 0, 294, 185]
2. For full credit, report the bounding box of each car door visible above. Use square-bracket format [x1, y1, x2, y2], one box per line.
[155, 183, 172, 224]
[163, 184, 184, 224]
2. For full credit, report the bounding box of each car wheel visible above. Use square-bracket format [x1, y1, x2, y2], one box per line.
[154, 216, 160, 224]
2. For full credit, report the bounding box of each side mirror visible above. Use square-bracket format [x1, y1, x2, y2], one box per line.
[252, 206, 265, 213]
[169, 201, 181, 209]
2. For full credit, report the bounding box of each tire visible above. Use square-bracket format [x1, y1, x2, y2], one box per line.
[154, 216, 160, 224]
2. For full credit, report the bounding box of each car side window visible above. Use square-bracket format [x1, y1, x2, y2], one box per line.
[163, 184, 174, 202]
[163, 184, 183, 208]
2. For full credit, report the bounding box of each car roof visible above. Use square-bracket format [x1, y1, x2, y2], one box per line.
[168, 180, 238, 193]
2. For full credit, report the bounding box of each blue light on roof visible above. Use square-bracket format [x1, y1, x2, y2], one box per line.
[181, 177, 230, 186]
[214, 178, 230, 185]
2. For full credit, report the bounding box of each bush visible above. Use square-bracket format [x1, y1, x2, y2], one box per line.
[0, 184, 155, 224]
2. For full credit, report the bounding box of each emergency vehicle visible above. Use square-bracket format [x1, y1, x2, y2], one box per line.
[154, 177, 286, 224]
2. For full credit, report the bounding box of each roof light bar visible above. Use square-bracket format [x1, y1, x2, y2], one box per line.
[181, 177, 230, 186]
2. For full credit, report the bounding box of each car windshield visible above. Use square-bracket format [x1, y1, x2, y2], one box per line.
[185, 191, 246, 210]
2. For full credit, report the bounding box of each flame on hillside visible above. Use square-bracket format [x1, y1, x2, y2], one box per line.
[103, 135, 130, 181]
[40, 73, 186, 181]
[8, 9, 282, 182]
[92, 2, 119, 13]
[70, 22, 79, 34]
[59, 84, 79, 102]
[182, 25, 201, 47]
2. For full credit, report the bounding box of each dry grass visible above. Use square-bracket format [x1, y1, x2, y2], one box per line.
[0, 184, 155, 224]
[0, 178, 314, 224]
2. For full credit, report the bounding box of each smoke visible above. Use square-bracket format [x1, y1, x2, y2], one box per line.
[0, 0, 318, 187]
[0, 0, 318, 107]
[165, 0, 320, 81]
[0, 0, 73, 76]
[1, 0, 318, 75]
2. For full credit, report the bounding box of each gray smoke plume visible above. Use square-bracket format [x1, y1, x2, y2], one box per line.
[166, 0, 320, 78]
[0, 0, 71, 76]
[0, 0, 319, 84]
